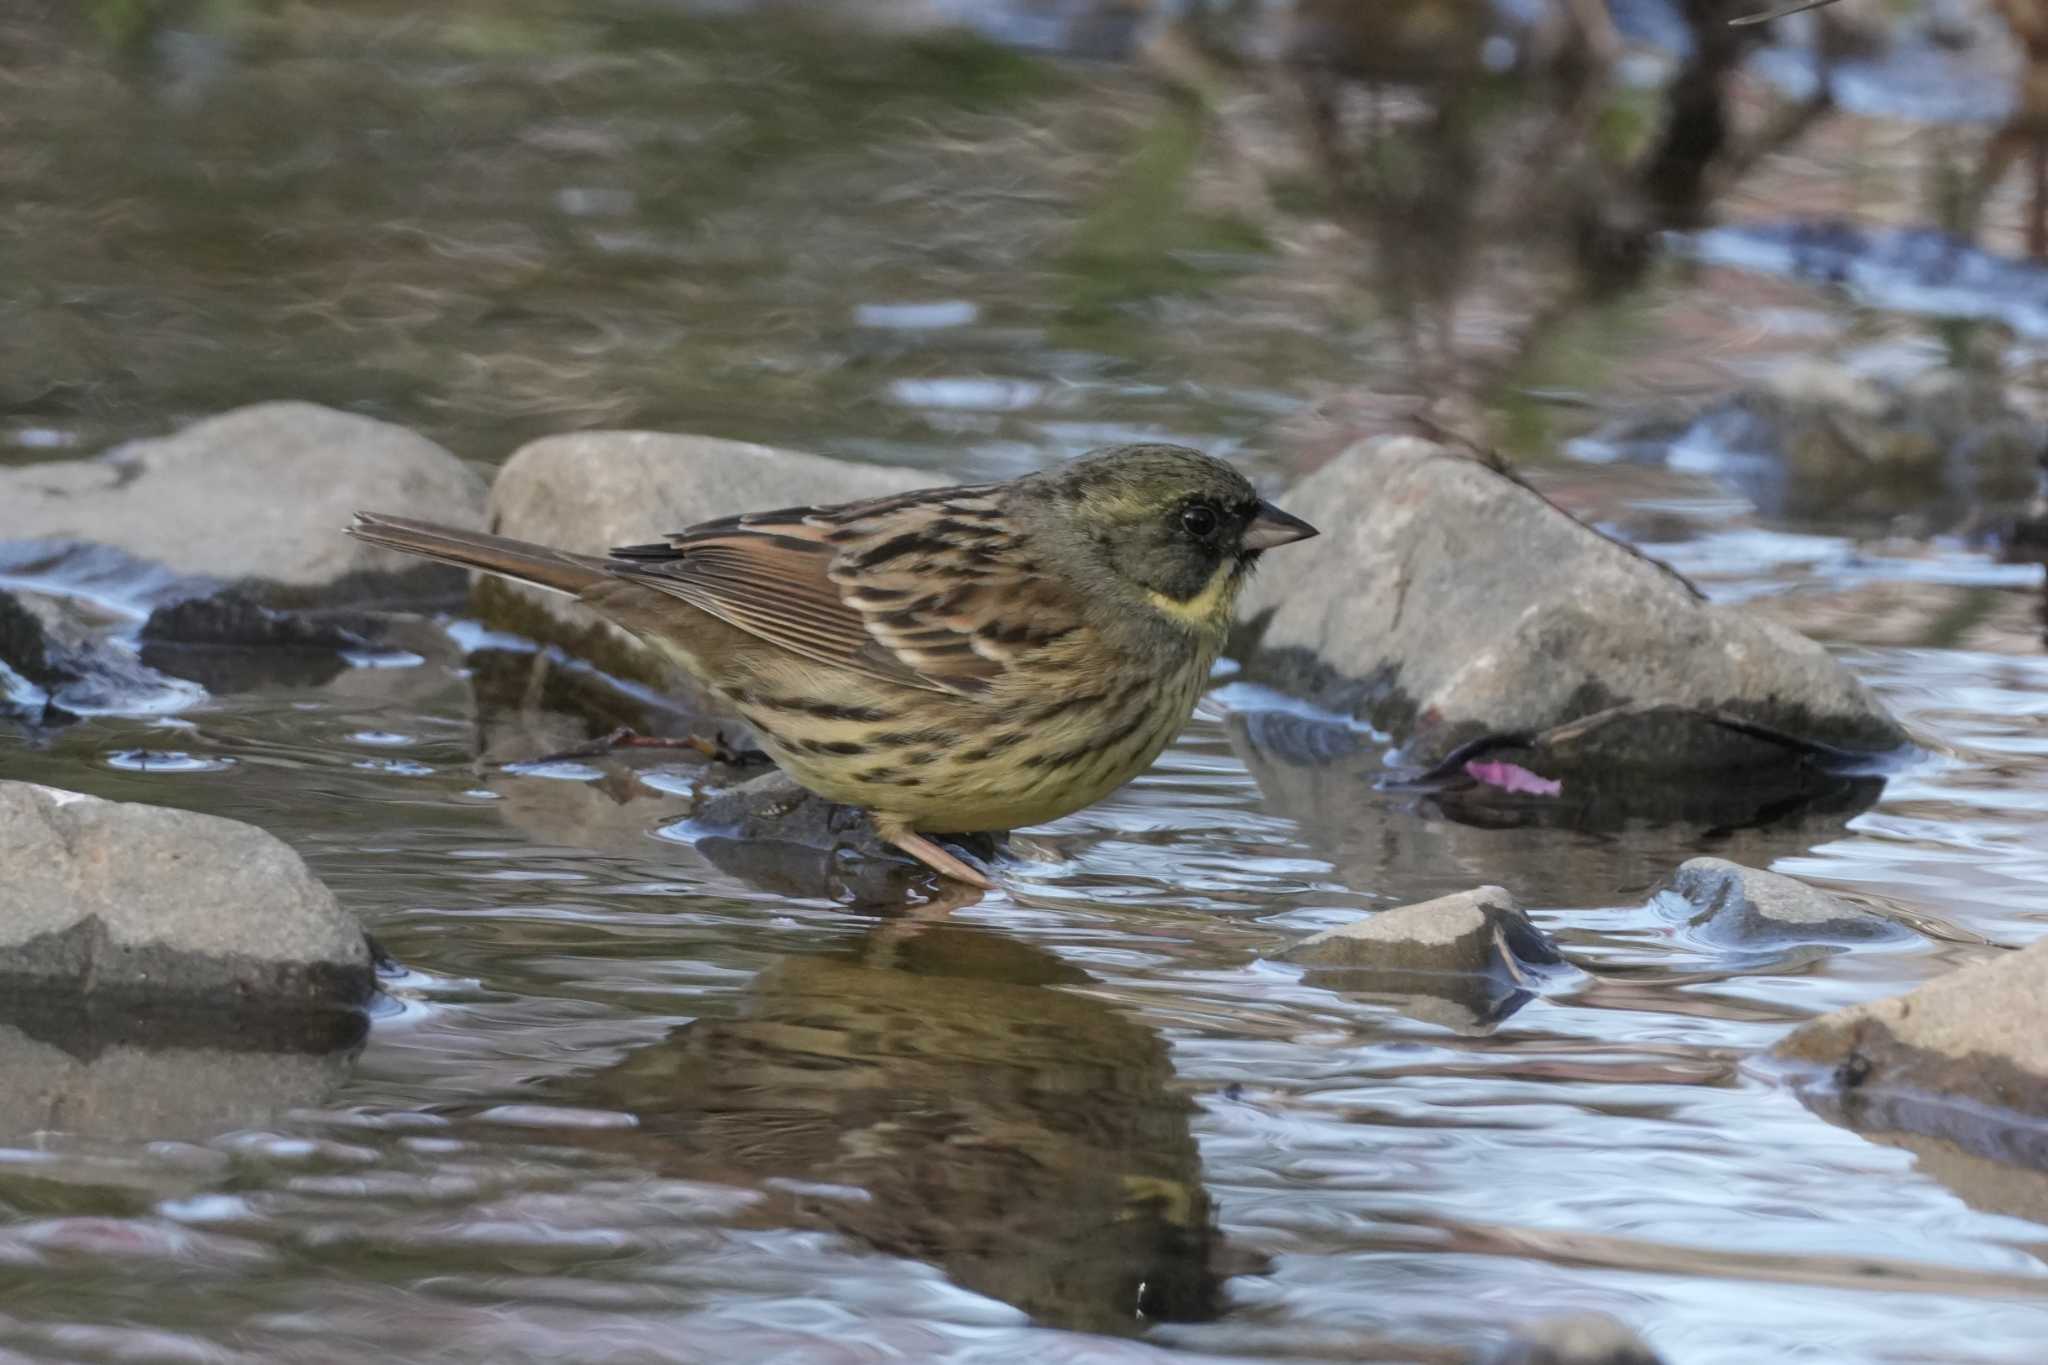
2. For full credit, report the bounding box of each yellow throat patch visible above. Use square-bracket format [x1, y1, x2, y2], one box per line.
[1145, 559, 1239, 634]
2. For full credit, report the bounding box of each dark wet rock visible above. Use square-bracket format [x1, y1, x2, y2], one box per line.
[1408, 703, 1893, 835]
[1280, 887, 1566, 1031]
[0, 586, 193, 722]
[0, 589, 65, 697]
[1572, 360, 2043, 528]
[140, 591, 382, 651]
[135, 590, 391, 693]
[482, 432, 930, 687]
[1227, 705, 1886, 909]
[0, 402, 485, 588]
[1773, 936, 2048, 1169]
[0, 1002, 361, 1143]
[1235, 438, 1908, 776]
[1488, 1312, 1666, 1365]
[0, 782, 373, 1010]
[575, 924, 1224, 1335]
[687, 770, 999, 904]
[1663, 856, 1913, 948]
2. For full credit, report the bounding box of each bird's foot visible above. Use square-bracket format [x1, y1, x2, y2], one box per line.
[876, 821, 996, 890]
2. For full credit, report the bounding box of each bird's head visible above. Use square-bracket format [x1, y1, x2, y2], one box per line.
[1027, 443, 1317, 638]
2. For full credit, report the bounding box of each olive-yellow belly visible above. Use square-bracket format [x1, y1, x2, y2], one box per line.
[715, 649, 1212, 834]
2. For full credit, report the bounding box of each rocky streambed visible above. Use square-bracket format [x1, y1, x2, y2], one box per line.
[7, 2, 2048, 1361]
[3, 399, 2046, 1363]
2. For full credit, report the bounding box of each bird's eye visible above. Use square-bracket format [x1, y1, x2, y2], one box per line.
[1180, 503, 1219, 540]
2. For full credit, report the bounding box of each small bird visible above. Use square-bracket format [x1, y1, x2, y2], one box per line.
[349, 444, 1316, 887]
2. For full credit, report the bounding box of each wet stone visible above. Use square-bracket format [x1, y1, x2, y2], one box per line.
[0, 587, 193, 723]
[1418, 703, 1892, 832]
[139, 592, 383, 652]
[0, 782, 373, 1011]
[1773, 935, 2048, 1142]
[0, 589, 63, 696]
[1663, 856, 1913, 949]
[1279, 887, 1565, 1029]
[135, 591, 393, 694]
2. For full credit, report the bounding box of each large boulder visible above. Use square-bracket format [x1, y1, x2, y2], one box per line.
[478, 432, 933, 687]
[0, 782, 372, 1009]
[1235, 438, 1908, 778]
[0, 402, 485, 588]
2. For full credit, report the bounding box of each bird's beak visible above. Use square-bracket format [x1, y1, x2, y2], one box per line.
[1242, 500, 1318, 551]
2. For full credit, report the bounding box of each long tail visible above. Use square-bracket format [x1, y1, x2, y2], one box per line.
[348, 512, 611, 597]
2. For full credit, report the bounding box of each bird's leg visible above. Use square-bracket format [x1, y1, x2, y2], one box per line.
[525, 727, 762, 766]
[873, 815, 996, 889]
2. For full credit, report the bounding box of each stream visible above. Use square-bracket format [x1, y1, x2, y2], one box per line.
[4, 3, 2048, 1362]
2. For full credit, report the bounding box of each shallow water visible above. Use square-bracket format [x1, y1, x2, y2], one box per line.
[6, 4, 2048, 1363]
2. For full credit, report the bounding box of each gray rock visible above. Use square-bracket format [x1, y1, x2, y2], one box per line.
[480, 432, 932, 686]
[1283, 886, 1559, 973]
[0, 402, 485, 587]
[1664, 856, 1913, 948]
[1236, 437, 1907, 772]
[1279, 887, 1565, 1030]
[1774, 935, 2048, 1130]
[1488, 1313, 1666, 1365]
[0, 782, 372, 1008]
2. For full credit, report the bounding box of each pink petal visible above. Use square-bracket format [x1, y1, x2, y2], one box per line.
[1464, 759, 1562, 797]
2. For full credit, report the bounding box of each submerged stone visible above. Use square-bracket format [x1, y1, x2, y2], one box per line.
[1235, 437, 1908, 778]
[1664, 856, 1913, 949]
[0, 781, 373, 1011]
[687, 770, 999, 904]
[1488, 1312, 1666, 1365]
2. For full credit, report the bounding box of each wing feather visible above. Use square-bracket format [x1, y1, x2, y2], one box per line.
[602, 484, 1080, 697]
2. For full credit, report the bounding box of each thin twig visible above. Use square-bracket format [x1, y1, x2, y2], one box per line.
[1731, 0, 1844, 27]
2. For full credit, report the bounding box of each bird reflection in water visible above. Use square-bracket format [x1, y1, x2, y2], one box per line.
[567, 923, 1229, 1335]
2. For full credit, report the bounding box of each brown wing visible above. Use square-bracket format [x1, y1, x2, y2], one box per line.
[607, 483, 1080, 696]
